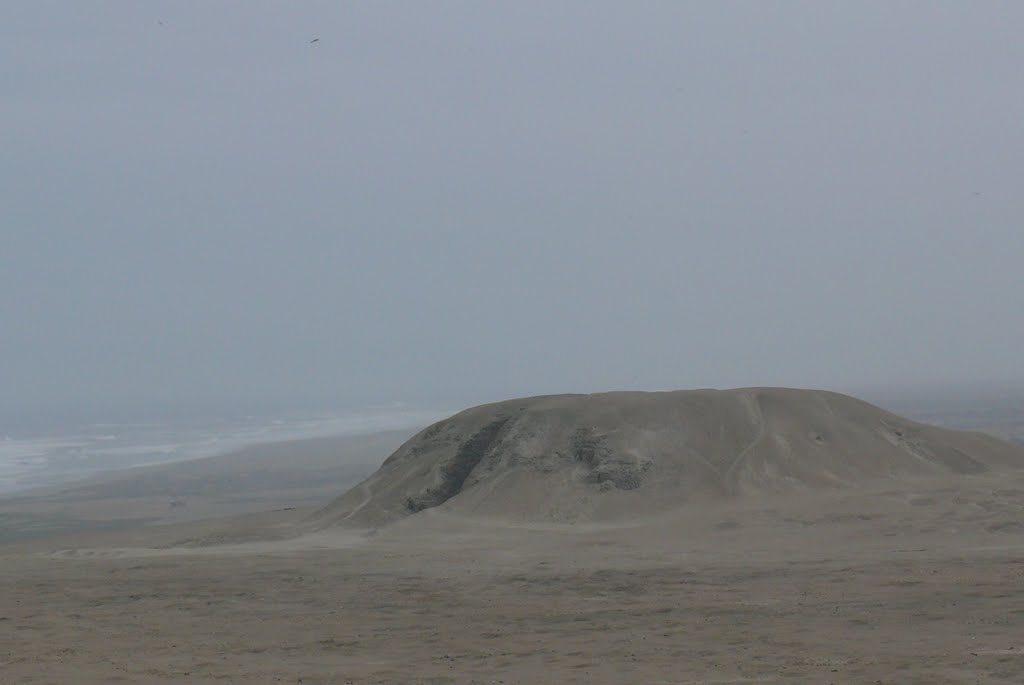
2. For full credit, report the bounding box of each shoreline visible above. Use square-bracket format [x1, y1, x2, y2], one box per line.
[0, 428, 417, 544]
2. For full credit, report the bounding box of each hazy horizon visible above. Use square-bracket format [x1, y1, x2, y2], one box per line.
[4, 2, 1023, 427]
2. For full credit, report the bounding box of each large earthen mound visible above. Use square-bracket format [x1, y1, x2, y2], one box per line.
[313, 388, 1024, 527]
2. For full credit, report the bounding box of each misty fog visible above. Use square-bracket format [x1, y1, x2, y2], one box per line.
[3, 2, 1022, 427]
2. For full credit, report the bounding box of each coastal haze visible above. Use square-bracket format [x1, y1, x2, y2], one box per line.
[3, 3, 1024, 684]
[3, 2, 1023, 423]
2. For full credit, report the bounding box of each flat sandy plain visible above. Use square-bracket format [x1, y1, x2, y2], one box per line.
[4, 421, 1024, 683]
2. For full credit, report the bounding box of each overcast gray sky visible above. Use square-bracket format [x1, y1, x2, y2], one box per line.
[3, 2, 1022, 424]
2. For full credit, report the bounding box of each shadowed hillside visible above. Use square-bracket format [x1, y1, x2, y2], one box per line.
[312, 388, 1024, 527]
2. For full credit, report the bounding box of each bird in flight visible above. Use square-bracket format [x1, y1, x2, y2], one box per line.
[310, 38, 320, 44]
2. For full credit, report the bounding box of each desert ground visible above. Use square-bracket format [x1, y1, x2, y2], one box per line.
[4, 471, 1024, 684]
[3, 391, 1024, 684]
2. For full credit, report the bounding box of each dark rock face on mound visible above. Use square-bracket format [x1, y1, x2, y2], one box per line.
[312, 388, 1024, 527]
[404, 415, 512, 513]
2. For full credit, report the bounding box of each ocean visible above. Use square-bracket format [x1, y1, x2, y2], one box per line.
[0, 406, 446, 495]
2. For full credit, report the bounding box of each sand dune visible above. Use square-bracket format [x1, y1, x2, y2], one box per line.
[314, 388, 1024, 527]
